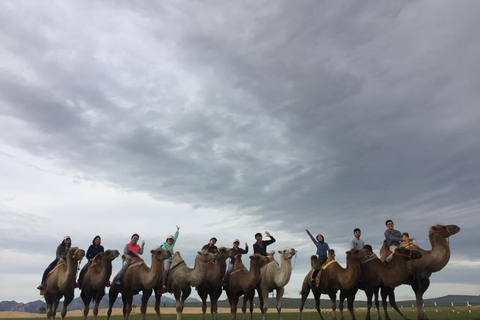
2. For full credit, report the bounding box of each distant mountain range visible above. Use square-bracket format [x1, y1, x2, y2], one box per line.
[1, 295, 478, 313]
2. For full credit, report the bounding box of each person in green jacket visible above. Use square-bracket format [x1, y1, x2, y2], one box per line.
[159, 225, 179, 292]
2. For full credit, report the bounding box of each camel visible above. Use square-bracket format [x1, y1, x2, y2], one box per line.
[380, 224, 460, 320]
[80, 249, 119, 320]
[107, 247, 171, 320]
[244, 247, 297, 320]
[225, 253, 271, 320]
[153, 250, 217, 320]
[298, 247, 366, 320]
[338, 246, 422, 320]
[197, 247, 233, 320]
[42, 247, 85, 320]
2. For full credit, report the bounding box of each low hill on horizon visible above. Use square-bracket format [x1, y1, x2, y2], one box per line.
[1, 294, 478, 313]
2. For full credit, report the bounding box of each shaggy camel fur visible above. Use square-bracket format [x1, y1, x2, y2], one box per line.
[80, 249, 119, 320]
[380, 224, 460, 320]
[42, 247, 85, 320]
[197, 247, 233, 320]
[298, 247, 366, 320]
[107, 247, 171, 320]
[153, 250, 217, 320]
[225, 253, 270, 320]
[338, 247, 422, 320]
[244, 247, 297, 320]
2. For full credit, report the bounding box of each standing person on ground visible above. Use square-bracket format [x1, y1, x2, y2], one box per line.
[253, 231, 276, 256]
[114, 233, 145, 285]
[384, 220, 402, 263]
[37, 236, 73, 290]
[349, 228, 365, 249]
[159, 225, 179, 292]
[78, 235, 104, 288]
[202, 237, 218, 254]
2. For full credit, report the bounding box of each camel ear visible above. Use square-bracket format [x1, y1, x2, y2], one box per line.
[198, 251, 202, 255]
[151, 249, 155, 254]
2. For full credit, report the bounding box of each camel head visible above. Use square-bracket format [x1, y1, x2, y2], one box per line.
[197, 250, 217, 263]
[345, 247, 367, 261]
[394, 247, 422, 260]
[278, 247, 296, 260]
[217, 247, 233, 260]
[250, 253, 270, 267]
[67, 247, 85, 262]
[103, 249, 120, 261]
[151, 247, 171, 262]
[429, 224, 460, 238]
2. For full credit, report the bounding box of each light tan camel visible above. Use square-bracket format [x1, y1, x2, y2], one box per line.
[107, 247, 171, 320]
[225, 253, 270, 320]
[153, 250, 217, 320]
[197, 247, 233, 320]
[338, 247, 422, 320]
[380, 224, 460, 320]
[298, 247, 366, 320]
[42, 247, 85, 320]
[80, 249, 119, 320]
[244, 247, 296, 320]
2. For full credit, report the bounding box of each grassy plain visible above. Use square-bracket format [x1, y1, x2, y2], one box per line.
[1, 307, 479, 320]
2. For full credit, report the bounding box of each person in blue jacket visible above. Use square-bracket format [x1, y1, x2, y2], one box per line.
[305, 227, 330, 281]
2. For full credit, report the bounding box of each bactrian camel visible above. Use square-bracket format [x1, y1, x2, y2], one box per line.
[339, 247, 422, 320]
[80, 249, 119, 320]
[225, 253, 270, 320]
[154, 250, 217, 320]
[298, 247, 366, 320]
[380, 224, 460, 320]
[42, 247, 85, 320]
[197, 247, 233, 320]
[107, 247, 171, 320]
[244, 247, 297, 320]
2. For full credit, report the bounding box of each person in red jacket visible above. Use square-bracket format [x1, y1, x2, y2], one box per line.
[114, 233, 145, 285]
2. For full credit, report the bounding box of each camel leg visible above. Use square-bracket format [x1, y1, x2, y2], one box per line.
[80, 290, 90, 320]
[141, 289, 153, 320]
[176, 287, 191, 320]
[242, 290, 254, 320]
[45, 294, 54, 320]
[197, 287, 207, 320]
[276, 287, 284, 320]
[328, 291, 337, 320]
[298, 278, 311, 320]
[259, 288, 269, 320]
[373, 286, 382, 320]
[61, 291, 74, 320]
[154, 291, 163, 320]
[52, 295, 61, 320]
[107, 286, 119, 320]
[380, 286, 391, 320]
[227, 292, 238, 320]
[93, 290, 105, 320]
[211, 287, 222, 320]
[411, 277, 430, 320]
[122, 292, 134, 320]
[339, 290, 346, 320]
[386, 288, 408, 320]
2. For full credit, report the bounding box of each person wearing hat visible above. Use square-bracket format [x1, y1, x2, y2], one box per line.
[37, 236, 73, 290]
[253, 231, 276, 256]
[202, 237, 218, 254]
[159, 225, 180, 292]
[350, 228, 365, 249]
[224, 239, 249, 285]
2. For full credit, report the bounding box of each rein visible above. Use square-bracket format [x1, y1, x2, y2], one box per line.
[170, 260, 186, 272]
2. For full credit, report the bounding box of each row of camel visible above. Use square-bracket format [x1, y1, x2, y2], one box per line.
[41, 224, 459, 320]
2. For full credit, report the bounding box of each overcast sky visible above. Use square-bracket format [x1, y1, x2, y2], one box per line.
[1, 1, 479, 305]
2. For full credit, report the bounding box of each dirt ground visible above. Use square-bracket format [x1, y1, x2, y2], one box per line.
[0, 307, 306, 318]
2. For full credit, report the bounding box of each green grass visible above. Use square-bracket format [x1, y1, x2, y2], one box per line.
[9, 308, 479, 320]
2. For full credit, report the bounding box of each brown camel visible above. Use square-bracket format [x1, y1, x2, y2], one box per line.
[80, 249, 119, 320]
[244, 247, 297, 320]
[225, 253, 270, 320]
[380, 224, 460, 320]
[298, 247, 367, 320]
[42, 247, 85, 320]
[107, 247, 171, 320]
[338, 247, 422, 320]
[153, 250, 217, 320]
[197, 247, 233, 320]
